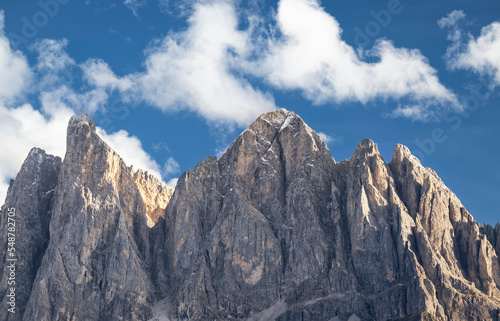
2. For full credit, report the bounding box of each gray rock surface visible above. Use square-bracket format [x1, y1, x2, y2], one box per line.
[0, 148, 61, 320]
[1, 109, 499, 321]
[160, 109, 500, 320]
[482, 223, 500, 257]
[20, 115, 169, 320]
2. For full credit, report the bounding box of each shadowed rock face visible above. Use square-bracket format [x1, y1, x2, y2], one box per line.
[1, 109, 499, 321]
[482, 223, 500, 258]
[0, 148, 61, 321]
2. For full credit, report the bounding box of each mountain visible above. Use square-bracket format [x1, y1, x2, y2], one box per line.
[1, 109, 499, 321]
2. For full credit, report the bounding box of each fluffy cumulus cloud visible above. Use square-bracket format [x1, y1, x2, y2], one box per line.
[83, 59, 133, 92]
[0, 11, 32, 104]
[440, 10, 500, 86]
[166, 178, 178, 190]
[84, 0, 458, 123]
[257, 0, 458, 119]
[83, 1, 276, 126]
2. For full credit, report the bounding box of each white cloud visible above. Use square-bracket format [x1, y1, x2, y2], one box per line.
[437, 10, 466, 30]
[34, 38, 75, 73]
[40, 86, 109, 115]
[82, 59, 133, 92]
[28, 40, 110, 115]
[86, 0, 458, 122]
[162, 157, 180, 178]
[440, 11, 500, 86]
[0, 11, 32, 104]
[254, 0, 458, 119]
[389, 104, 435, 121]
[83, 1, 276, 127]
[32, 38, 76, 90]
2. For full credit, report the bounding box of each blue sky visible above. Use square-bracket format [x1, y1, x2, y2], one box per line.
[0, 0, 499, 224]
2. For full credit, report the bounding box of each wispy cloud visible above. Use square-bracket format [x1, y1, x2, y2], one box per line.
[438, 9, 466, 30]
[440, 10, 500, 87]
[124, 0, 146, 16]
[152, 141, 171, 153]
[162, 157, 180, 178]
[317, 132, 341, 146]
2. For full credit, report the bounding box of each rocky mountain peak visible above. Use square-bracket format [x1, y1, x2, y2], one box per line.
[67, 114, 96, 139]
[1, 111, 500, 321]
[5, 115, 173, 321]
[355, 137, 377, 152]
[255, 107, 291, 128]
[392, 143, 413, 160]
[351, 137, 384, 166]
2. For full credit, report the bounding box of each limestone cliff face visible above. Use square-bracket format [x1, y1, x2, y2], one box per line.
[483, 223, 500, 257]
[3, 115, 171, 321]
[133, 169, 173, 227]
[0, 148, 61, 321]
[162, 109, 500, 321]
[1, 109, 499, 321]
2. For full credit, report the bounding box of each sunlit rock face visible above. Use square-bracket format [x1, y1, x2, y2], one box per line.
[163, 109, 500, 321]
[1, 110, 499, 321]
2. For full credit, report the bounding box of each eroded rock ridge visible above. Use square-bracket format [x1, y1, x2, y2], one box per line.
[1, 110, 499, 321]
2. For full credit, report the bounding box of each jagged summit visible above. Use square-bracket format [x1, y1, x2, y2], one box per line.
[255, 107, 290, 127]
[67, 114, 96, 141]
[352, 138, 382, 162]
[1, 111, 499, 321]
[68, 113, 95, 127]
[356, 137, 376, 150]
